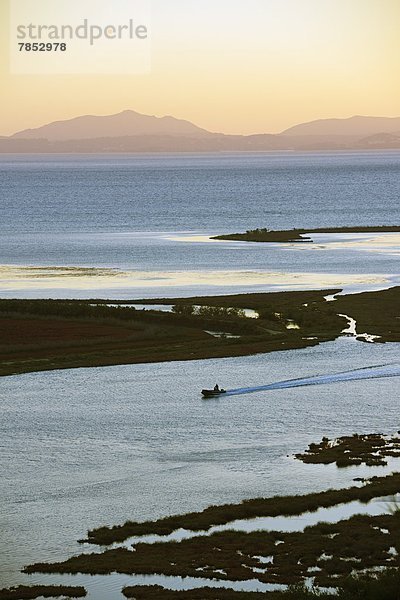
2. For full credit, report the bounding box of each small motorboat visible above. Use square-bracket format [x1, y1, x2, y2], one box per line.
[201, 388, 226, 398]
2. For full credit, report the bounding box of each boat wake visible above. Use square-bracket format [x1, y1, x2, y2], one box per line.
[225, 363, 400, 396]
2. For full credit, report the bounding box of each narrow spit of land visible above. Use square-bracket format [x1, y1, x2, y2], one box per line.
[212, 225, 400, 243]
[120, 570, 400, 599]
[80, 472, 400, 544]
[4, 572, 400, 600]
[0, 586, 86, 600]
[24, 472, 400, 588]
[0, 285, 399, 377]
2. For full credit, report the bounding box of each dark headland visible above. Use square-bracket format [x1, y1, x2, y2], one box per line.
[0, 285, 399, 377]
[213, 225, 400, 243]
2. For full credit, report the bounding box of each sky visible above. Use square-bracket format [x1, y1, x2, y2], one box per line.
[1, 0, 400, 136]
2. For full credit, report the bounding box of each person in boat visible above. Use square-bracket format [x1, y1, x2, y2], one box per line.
[214, 384, 220, 392]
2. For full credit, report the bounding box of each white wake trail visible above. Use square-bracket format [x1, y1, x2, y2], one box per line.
[225, 363, 400, 396]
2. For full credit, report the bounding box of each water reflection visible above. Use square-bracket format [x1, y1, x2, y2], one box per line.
[1, 336, 400, 590]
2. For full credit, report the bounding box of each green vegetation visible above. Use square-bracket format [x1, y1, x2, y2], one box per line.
[1, 285, 398, 377]
[172, 304, 247, 319]
[122, 569, 400, 598]
[0, 299, 247, 326]
[122, 584, 331, 598]
[334, 569, 400, 600]
[0, 291, 344, 377]
[334, 286, 400, 342]
[124, 290, 347, 342]
[213, 225, 400, 243]
[295, 433, 400, 467]
[0, 586, 86, 599]
[214, 228, 309, 243]
[75, 472, 400, 544]
[24, 511, 400, 587]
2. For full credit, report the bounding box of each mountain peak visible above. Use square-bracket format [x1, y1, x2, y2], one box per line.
[5, 111, 400, 152]
[11, 109, 213, 141]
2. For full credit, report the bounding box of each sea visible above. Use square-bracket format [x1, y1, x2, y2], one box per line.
[0, 151, 399, 597]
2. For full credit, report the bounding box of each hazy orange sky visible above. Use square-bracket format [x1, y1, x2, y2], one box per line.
[1, 0, 399, 136]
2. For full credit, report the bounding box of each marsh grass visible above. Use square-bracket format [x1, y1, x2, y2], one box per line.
[0, 586, 86, 599]
[295, 433, 400, 468]
[24, 512, 400, 588]
[334, 287, 400, 342]
[1, 285, 398, 376]
[121, 569, 400, 598]
[122, 584, 333, 599]
[213, 226, 400, 244]
[83, 473, 400, 544]
[0, 292, 341, 376]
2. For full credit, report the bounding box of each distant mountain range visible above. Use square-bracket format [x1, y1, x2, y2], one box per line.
[281, 115, 400, 137]
[1, 111, 400, 152]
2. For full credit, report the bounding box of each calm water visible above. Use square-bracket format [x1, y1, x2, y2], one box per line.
[1, 152, 400, 595]
[1, 337, 400, 592]
[1, 152, 400, 238]
[0, 152, 399, 298]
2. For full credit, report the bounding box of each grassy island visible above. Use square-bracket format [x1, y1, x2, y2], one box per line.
[295, 433, 400, 467]
[24, 472, 400, 588]
[1, 285, 399, 377]
[81, 472, 400, 544]
[212, 225, 400, 243]
[0, 586, 86, 600]
[121, 570, 400, 598]
[17, 427, 400, 596]
[122, 587, 293, 599]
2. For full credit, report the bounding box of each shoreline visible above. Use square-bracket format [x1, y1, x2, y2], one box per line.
[213, 225, 400, 243]
[23, 472, 400, 590]
[0, 286, 399, 377]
